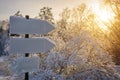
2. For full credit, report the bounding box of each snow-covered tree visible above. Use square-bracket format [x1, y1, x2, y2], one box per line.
[37, 7, 54, 24]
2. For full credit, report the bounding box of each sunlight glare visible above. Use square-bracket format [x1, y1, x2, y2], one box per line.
[92, 1, 115, 31]
[98, 9, 113, 23]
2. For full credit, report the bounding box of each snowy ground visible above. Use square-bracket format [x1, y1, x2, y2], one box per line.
[0, 56, 120, 80]
[0, 67, 120, 80]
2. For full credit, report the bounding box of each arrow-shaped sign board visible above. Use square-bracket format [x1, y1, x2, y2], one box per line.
[10, 57, 39, 74]
[9, 37, 55, 54]
[10, 16, 55, 34]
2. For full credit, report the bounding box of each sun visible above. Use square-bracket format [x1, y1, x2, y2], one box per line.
[96, 8, 115, 30]
[96, 7, 115, 23]
[98, 9, 112, 22]
[92, 1, 115, 31]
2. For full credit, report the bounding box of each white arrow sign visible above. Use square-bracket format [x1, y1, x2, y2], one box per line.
[10, 57, 39, 74]
[10, 16, 55, 34]
[9, 37, 55, 54]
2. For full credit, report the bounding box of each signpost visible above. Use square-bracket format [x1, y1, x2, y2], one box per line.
[9, 15, 55, 80]
[25, 15, 29, 80]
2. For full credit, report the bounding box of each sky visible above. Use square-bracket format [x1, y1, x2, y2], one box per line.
[0, 0, 95, 20]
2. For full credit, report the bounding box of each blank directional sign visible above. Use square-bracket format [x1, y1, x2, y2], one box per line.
[10, 57, 39, 74]
[9, 37, 55, 54]
[10, 16, 55, 34]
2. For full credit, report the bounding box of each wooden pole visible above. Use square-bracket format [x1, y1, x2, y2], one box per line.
[25, 15, 29, 80]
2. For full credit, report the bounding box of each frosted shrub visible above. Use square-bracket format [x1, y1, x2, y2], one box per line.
[46, 52, 67, 74]
[63, 30, 113, 75]
[32, 29, 118, 80]
[23, 27, 119, 79]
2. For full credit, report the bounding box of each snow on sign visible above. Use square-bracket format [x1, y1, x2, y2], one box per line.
[10, 16, 55, 34]
[9, 37, 55, 53]
[10, 57, 39, 74]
